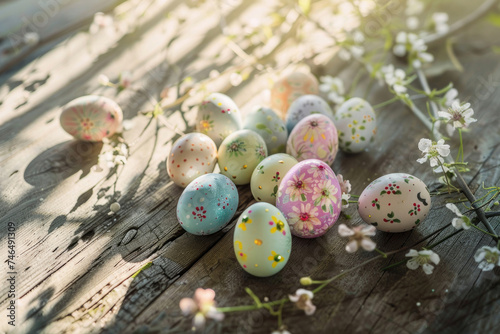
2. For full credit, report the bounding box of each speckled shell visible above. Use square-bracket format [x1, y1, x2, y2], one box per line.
[358, 173, 431, 233]
[233, 202, 291, 277]
[60, 95, 123, 142]
[250, 153, 298, 204]
[276, 159, 342, 238]
[335, 97, 377, 153]
[177, 174, 238, 235]
[285, 95, 334, 133]
[218, 129, 268, 185]
[167, 133, 218, 187]
[271, 72, 319, 118]
[286, 114, 339, 165]
[196, 93, 243, 147]
[243, 107, 288, 154]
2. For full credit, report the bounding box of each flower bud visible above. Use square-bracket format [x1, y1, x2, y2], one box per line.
[300, 277, 313, 286]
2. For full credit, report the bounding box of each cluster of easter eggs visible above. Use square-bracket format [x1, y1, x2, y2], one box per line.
[59, 71, 432, 278]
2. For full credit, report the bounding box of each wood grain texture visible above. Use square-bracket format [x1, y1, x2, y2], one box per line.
[1, 0, 499, 333]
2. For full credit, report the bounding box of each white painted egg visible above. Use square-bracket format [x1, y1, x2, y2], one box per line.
[233, 202, 292, 277]
[286, 114, 339, 165]
[196, 93, 242, 146]
[335, 97, 377, 153]
[358, 173, 431, 232]
[167, 133, 218, 187]
[218, 129, 268, 185]
[271, 72, 319, 118]
[243, 106, 287, 154]
[276, 159, 342, 238]
[250, 153, 298, 204]
[177, 174, 239, 235]
[285, 95, 334, 133]
[60, 95, 123, 142]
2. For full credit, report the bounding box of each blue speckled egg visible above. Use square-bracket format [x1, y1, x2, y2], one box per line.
[285, 95, 333, 133]
[177, 174, 239, 235]
[234, 202, 292, 277]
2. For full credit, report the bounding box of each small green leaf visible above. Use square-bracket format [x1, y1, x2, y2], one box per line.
[388, 211, 394, 218]
[393, 219, 401, 223]
[301, 193, 307, 201]
[322, 204, 327, 212]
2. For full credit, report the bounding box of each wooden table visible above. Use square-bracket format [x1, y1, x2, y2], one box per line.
[1, 0, 500, 333]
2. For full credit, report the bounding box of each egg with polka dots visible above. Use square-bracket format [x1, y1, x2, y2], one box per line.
[358, 173, 431, 233]
[233, 202, 292, 277]
[177, 174, 239, 235]
[60, 95, 123, 142]
[167, 133, 218, 188]
[196, 92, 242, 147]
[335, 97, 377, 153]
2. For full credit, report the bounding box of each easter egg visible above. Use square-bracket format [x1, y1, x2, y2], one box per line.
[250, 153, 298, 204]
[233, 202, 292, 277]
[243, 107, 287, 154]
[60, 95, 123, 142]
[335, 97, 377, 153]
[285, 95, 334, 133]
[177, 174, 239, 235]
[166, 133, 218, 187]
[218, 129, 268, 185]
[276, 159, 342, 238]
[286, 114, 339, 165]
[271, 72, 319, 118]
[196, 93, 243, 146]
[358, 173, 431, 233]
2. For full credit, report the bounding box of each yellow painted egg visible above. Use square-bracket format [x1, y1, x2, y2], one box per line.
[271, 72, 319, 119]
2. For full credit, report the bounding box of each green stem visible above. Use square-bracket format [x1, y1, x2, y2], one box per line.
[375, 248, 387, 258]
[456, 129, 464, 162]
[470, 223, 499, 237]
[373, 96, 399, 110]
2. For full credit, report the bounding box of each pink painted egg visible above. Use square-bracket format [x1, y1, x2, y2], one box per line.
[167, 133, 218, 188]
[286, 114, 339, 165]
[60, 95, 123, 141]
[271, 72, 319, 119]
[276, 159, 342, 238]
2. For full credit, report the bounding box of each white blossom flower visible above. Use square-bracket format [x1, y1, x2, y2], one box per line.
[98, 74, 110, 86]
[406, 16, 419, 30]
[319, 76, 345, 104]
[336, 174, 351, 209]
[384, 68, 408, 94]
[406, 249, 440, 275]
[432, 12, 449, 34]
[350, 45, 365, 58]
[89, 12, 114, 35]
[443, 88, 459, 107]
[99, 143, 129, 168]
[230, 72, 243, 86]
[289, 289, 316, 315]
[393, 32, 433, 66]
[23, 32, 40, 46]
[438, 101, 476, 131]
[445, 203, 471, 230]
[416, 138, 450, 172]
[338, 224, 376, 253]
[272, 329, 291, 334]
[180, 288, 224, 329]
[405, 0, 424, 16]
[474, 246, 500, 272]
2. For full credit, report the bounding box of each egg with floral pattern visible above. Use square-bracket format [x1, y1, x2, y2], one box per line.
[286, 114, 339, 165]
[196, 93, 243, 147]
[218, 129, 268, 185]
[271, 72, 319, 118]
[60, 95, 123, 142]
[167, 133, 218, 187]
[244, 106, 287, 154]
[250, 153, 298, 205]
[358, 173, 431, 233]
[177, 174, 239, 235]
[233, 202, 292, 277]
[285, 95, 334, 133]
[335, 97, 377, 153]
[276, 159, 342, 238]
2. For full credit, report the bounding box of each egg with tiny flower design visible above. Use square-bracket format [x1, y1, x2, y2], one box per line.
[233, 202, 292, 277]
[60, 95, 123, 142]
[285, 95, 334, 133]
[358, 173, 431, 232]
[244, 106, 287, 154]
[177, 174, 239, 235]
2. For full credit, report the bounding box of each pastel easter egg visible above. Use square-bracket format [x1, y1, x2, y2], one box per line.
[243, 107, 287, 154]
[285, 95, 334, 133]
[250, 153, 298, 204]
[177, 174, 239, 235]
[196, 93, 243, 147]
[233, 202, 292, 277]
[335, 97, 377, 153]
[276, 159, 342, 238]
[60, 95, 123, 142]
[286, 114, 339, 165]
[271, 72, 319, 118]
[218, 129, 268, 185]
[358, 173, 431, 233]
[167, 133, 218, 187]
